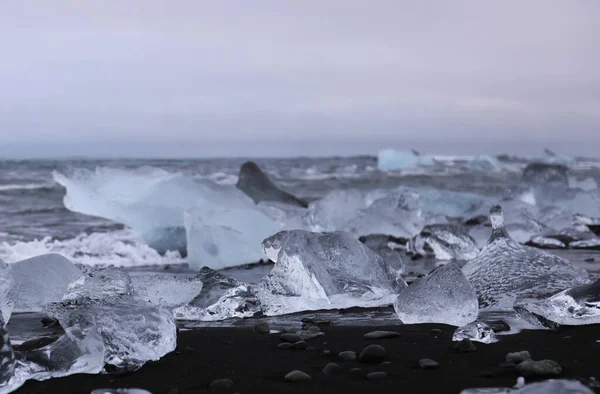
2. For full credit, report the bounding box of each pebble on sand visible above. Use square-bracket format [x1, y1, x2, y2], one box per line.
[339, 351, 357, 361]
[292, 341, 307, 350]
[516, 360, 563, 377]
[322, 363, 341, 375]
[210, 379, 234, 390]
[506, 351, 532, 364]
[280, 333, 303, 343]
[454, 338, 477, 352]
[284, 370, 311, 382]
[278, 343, 293, 349]
[359, 345, 386, 363]
[366, 372, 387, 380]
[364, 331, 400, 339]
[254, 323, 270, 334]
[418, 359, 439, 369]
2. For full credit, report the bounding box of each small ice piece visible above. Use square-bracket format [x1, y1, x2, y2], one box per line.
[184, 207, 277, 270]
[460, 379, 594, 394]
[412, 224, 479, 260]
[377, 149, 435, 171]
[468, 155, 501, 171]
[44, 299, 176, 373]
[0, 264, 13, 324]
[514, 278, 600, 327]
[258, 231, 406, 316]
[236, 161, 308, 207]
[64, 266, 133, 301]
[8, 253, 82, 312]
[569, 176, 598, 192]
[131, 273, 202, 309]
[173, 267, 260, 321]
[570, 238, 600, 250]
[462, 205, 590, 309]
[527, 236, 566, 249]
[453, 321, 498, 344]
[394, 263, 478, 326]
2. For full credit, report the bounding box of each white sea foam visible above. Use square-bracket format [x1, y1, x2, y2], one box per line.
[0, 183, 53, 192]
[0, 229, 184, 267]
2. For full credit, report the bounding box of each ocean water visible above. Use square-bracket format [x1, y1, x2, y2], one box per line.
[0, 155, 599, 275]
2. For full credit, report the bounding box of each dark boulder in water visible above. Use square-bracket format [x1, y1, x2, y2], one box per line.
[522, 163, 569, 186]
[236, 161, 308, 208]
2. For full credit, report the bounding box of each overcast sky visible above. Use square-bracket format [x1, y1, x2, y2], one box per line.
[0, 1, 598, 158]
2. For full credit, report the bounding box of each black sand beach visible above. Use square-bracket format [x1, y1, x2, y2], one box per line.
[16, 324, 600, 394]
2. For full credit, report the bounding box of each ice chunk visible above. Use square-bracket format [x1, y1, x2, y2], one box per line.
[64, 266, 133, 301]
[468, 155, 501, 171]
[514, 278, 600, 327]
[130, 273, 202, 309]
[0, 264, 13, 324]
[258, 231, 406, 316]
[394, 263, 478, 326]
[460, 379, 594, 394]
[0, 317, 15, 388]
[453, 321, 498, 344]
[53, 167, 255, 254]
[411, 224, 479, 260]
[527, 236, 566, 249]
[522, 163, 569, 186]
[173, 267, 260, 321]
[8, 253, 82, 312]
[303, 189, 367, 233]
[44, 299, 176, 373]
[377, 149, 435, 171]
[570, 238, 600, 250]
[569, 176, 598, 191]
[236, 161, 308, 207]
[462, 205, 590, 309]
[360, 235, 405, 275]
[184, 207, 277, 270]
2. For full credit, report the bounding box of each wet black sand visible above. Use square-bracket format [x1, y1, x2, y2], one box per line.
[16, 324, 600, 394]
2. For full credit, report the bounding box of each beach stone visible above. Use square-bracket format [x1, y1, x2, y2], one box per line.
[359, 345, 386, 363]
[307, 326, 321, 332]
[278, 343, 293, 349]
[516, 360, 562, 377]
[349, 368, 364, 376]
[488, 320, 511, 333]
[284, 370, 311, 382]
[367, 372, 387, 380]
[280, 333, 303, 343]
[584, 258, 595, 262]
[499, 361, 517, 369]
[210, 379, 234, 390]
[339, 351, 357, 361]
[322, 363, 341, 375]
[506, 351, 532, 364]
[254, 322, 270, 334]
[419, 359, 439, 369]
[292, 341, 307, 350]
[323, 349, 331, 355]
[454, 338, 477, 352]
[431, 328, 442, 335]
[285, 327, 299, 333]
[364, 330, 400, 339]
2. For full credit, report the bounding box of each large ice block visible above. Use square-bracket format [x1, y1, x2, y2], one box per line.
[8, 253, 82, 312]
[394, 263, 478, 326]
[184, 207, 277, 271]
[462, 205, 590, 309]
[258, 230, 406, 316]
[173, 267, 260, 321]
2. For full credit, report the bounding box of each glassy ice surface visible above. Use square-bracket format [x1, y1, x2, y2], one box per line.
[173, 267, 260, 321]
[0, 264, 13, 324]
[258, 231, 406, 316]
[65, 266, 134, 301]
[184, 207, 277, 270]
[412, 224, 479, 260]
[514, 278, 600, 328]
[303, 189, 367, 233]
[130, 273, 202, 309]
[462, 205, 590, 309]
[453, 321, 498, 344]
[44, 299, 176, 373]
[8, 253, 82, 312]
[394, 263, 478, 326]
[460, 379, 594, 394]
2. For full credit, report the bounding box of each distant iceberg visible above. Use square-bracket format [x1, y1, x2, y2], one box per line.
[377, 149, 435, 171]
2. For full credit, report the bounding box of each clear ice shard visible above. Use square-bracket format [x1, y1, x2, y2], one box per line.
[514, 278, 600, 328]
[394, 263, 478, 326]
[460, 379, 594, 394]
[65, 266, 134, 301]
[130, 273, 202, 309]
[0, 264, 13, 324]
[411, 224, 479, 260]
[452, 321, 498, 344]
[235, 161, 308, 208]
[462, 205, 590, 309]
[53, 166, 258, 255]
[258, 230, 406, 316]
[8, 253, 82, 312]
[173, 267, 260, 321]
[184, 207, 277, 270]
